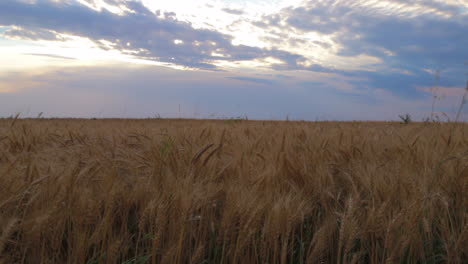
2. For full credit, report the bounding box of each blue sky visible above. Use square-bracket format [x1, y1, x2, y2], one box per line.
[0, 0, 467, 120]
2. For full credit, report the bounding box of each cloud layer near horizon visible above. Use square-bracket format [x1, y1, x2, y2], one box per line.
[1, 63, 444, 120]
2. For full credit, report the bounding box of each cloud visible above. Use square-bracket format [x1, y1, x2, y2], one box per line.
[226, 76, 277, 85]
[22, 53, 77, 60]
[286, 1, 467, 67]
[222, 8, 244, 15]
[250, 0, 468, 98]
[0, 0, 304, 70]
[0, 0, 466, 104]
[419, 85, 468, 97]
[3, 27, 67, 41]
[252, 14, 282, 29]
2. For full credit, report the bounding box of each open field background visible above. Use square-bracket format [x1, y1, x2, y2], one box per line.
[0, 119, 467, 263]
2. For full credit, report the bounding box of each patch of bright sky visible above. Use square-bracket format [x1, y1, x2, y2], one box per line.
[172, 0, 384, 70]
[142, 0, 303, 47]
[0, 38, 65, 70]
[144, 0, 303, 23]
[143, 0, 346, 68]
[0, 34, 180, 74]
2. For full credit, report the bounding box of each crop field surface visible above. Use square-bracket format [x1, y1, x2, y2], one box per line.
[0, 119, 467, 264]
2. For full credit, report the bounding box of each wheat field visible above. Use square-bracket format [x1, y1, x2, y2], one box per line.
[0, 118, 466, 263]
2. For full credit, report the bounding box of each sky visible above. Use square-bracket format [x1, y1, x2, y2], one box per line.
[0, 0, 467, 121]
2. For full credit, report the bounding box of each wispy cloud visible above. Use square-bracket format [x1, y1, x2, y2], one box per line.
[226, 76, 277, 85]
[23, 53, 77, 60]
[221, 8, 244, 15]
[250, 0, 468, 98]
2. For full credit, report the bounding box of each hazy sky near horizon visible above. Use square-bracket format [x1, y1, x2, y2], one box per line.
[0, 0, 467, 120]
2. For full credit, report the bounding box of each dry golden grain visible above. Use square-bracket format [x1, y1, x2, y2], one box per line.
[0, 119, 466, 263]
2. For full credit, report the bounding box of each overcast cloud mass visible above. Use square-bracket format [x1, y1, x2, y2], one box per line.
[0, 0, 467, 120]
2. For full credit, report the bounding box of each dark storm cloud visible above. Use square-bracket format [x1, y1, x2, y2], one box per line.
[0, 0, 304, 69]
